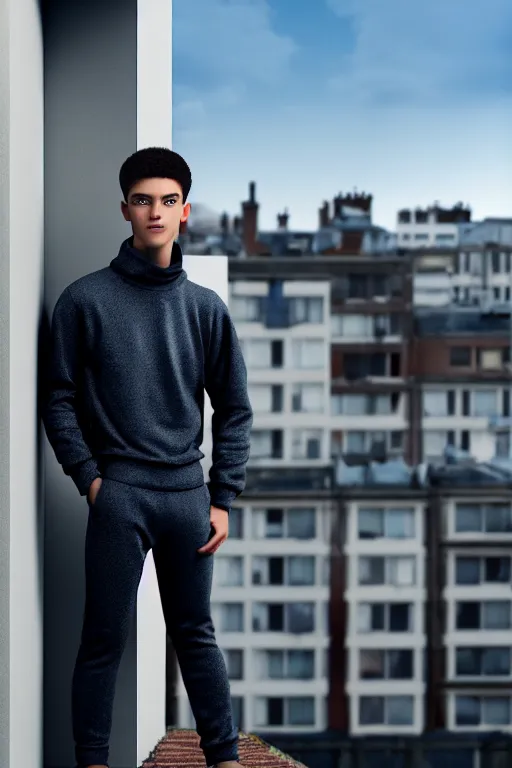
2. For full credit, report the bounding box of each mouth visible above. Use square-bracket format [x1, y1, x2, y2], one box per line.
[147, 225, 165, 231]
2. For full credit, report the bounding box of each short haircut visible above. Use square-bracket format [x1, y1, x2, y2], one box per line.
[119, 146, 192, 203]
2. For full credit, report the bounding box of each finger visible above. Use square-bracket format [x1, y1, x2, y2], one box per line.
[198, 532, 226, 554]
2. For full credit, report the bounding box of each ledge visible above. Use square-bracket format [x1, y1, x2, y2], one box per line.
[140, 729, 308, 767]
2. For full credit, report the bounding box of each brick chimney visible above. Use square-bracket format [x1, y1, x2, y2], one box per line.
[241, 181, 259, 255]
[319, 200, 330, 228]
[277, 208, 289, 230]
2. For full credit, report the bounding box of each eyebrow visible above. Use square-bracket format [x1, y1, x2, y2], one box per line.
[129, 192, 180, 201]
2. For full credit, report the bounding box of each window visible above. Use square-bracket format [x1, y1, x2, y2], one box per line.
[252, 556, 316, 586]
[243, 339, 271, 368]
[291, 339, 324, 368]
[331, 393, 400, 415]
[252, 507, 316, 539]
[289, 297, 323, 324]
[450, 347, 471, 367]
[252, 602, 315, 633]
[360, 649, 413, 679]
[359, 696, 414, 726]
[423, 390, 455, 417]
[255, 696, 315, 727]
[230, 296, 262, 321]
[271, 340, 283, 368]
[479, 348, 502, 370]
[456, 647, 510, 677]
[265, 649, 315, 680]
[222, 649, 244, 680]
[358, 507, 415, 539]
[455, 502, 512, 533]
[231, 696, 244, 729]
[250, 429, 283, 459]
[456, 601, 512, 630]
[291, 429, 322, 459]
[291, 383, 324, 413]
[358, 556, 416, 586]
[357, 602, 413, 633]
[491, 251, 501, 273]
[218, 603, 244, 632]
[228, 507, 243, 539]
[455, 696, 511, 727]
[455, 556, 511, 584]
[214, 556, 244, 587]
[472, 389, 498, 417]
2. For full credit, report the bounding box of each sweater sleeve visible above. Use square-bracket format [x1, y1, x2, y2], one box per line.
[204, 297, 253, 512]
[41, 287, 101, 496]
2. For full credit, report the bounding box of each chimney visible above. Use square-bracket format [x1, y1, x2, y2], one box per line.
[233, 215, 242, 236]
[319, 200, 330, 228]
[220, 212, 229, 235]
[333, 194, 342, 218]
[277, 208, 289, 230]
[241, 180, 259, 255]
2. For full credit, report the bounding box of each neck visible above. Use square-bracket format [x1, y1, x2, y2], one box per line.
[132, 234, 175, 268]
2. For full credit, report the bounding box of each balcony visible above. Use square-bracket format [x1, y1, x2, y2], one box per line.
[244, 466, 334, 494]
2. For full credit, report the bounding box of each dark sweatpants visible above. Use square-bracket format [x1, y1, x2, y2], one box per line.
[72, 477, 238, 768]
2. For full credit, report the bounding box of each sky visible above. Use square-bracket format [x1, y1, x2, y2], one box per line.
[172, 0, 512, 232]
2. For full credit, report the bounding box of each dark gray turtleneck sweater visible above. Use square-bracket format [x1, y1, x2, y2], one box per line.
[42, 236, 253, 513]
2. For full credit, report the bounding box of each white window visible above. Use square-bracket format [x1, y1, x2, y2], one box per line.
[423, 390, 450, 417]
[455, 696, 512, 727]
[292, 383, 324, 413]
[359, 649, 414, 680]
[254, 696, 315, 727]
[220, 648, 244, 679]
[229, 296, 262, 321]
[213, 556, 244, 587]
[216, 603, 244, 632]
[456, 600, 512, 630]
[252, 507, 316, 540]
[251, 556, 316, 586]
[247, 384, 273, 413]
[357, 602, 413, 633]
[359, 695, 414, 726]
[291, 429, 322, 459]
[243, 339, 271, 368]
[455, 556, 511, 585]
[249, 430, 273, 459]
[290, 297, 323, 324]
[252, 602, 315, 633]
[455, 647, 510, 678]
[473, 389, 498, 417]
[358, 507, 415, 539]
[358, 556, 416, 586]
[455, 502, 512, 533]
[291, 339, 324, 368]
[255, 649, 315, 680]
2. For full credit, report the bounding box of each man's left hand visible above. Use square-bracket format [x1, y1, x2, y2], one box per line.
[197, 505, 229, 554]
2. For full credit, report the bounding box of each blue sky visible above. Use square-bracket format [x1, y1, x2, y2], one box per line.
[173, 0, 512, 231]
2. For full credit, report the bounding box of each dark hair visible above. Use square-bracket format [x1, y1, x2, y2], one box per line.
[119, 146, 192, 203]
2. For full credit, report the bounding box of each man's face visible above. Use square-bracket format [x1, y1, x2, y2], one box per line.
[121, 177, 190, 249]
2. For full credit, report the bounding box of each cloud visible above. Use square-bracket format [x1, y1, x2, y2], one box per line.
[326, 0, 512, 106]
[173, 0, 297, 95]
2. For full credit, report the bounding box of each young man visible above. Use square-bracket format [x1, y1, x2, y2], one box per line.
[42, 147, 253, 768]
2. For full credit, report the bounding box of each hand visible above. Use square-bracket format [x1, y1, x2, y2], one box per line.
[87, 476, 103, 505]
[197, 506, 229, 554]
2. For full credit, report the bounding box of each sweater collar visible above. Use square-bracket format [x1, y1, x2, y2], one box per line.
[109, 235, 186, 290]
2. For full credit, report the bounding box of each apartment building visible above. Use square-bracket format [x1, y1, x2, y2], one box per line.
[412, 307, 511, 463]
[396, 203, 472, 250]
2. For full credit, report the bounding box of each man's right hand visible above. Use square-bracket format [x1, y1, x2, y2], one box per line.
[87, 476, 103, 505]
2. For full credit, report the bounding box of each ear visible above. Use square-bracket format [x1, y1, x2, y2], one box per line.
[180, 202, 191, 223]
[120, 200, 130, 222]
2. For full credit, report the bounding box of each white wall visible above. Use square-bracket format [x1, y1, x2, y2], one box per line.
[0, 3, 45, 768]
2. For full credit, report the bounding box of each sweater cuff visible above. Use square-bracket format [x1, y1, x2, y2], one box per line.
[66, 458, 102, 497]
[207, 482, 236, 514]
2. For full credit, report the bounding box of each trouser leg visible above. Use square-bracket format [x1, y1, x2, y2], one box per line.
[72, 478, 150, 768]
[152, 483, 239, 766]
